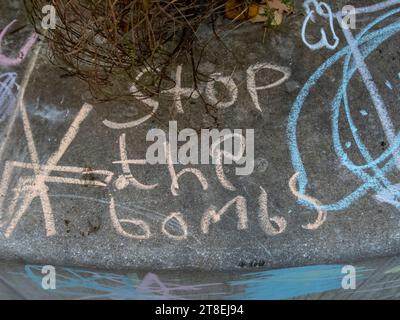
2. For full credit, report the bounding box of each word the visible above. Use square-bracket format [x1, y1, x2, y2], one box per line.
[146, 121, 254, 175]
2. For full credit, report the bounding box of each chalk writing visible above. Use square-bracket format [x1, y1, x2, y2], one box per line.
[0, 16, 299, 242]
[102, 69, 159, 130]
[247, 63, 291, 112]
[289, 172, 327, 230]
[0, 96, 287, 239]
[102, 62, 291, 129]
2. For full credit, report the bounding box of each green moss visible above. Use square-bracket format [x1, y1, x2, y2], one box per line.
[282, 0, 294, 10]
[261, 6, 274, 26]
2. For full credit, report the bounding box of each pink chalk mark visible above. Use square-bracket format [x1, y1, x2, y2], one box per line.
[137, 272, 221, 299]
[0, 20, 38, 67]
[137, 273, 171, 297]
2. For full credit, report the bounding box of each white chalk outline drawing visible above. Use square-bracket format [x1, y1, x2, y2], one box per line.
[302, 0, 340, 50]
[0, 37, 115, 237]
[0, 102, 114, 237]
[302, 0, 400, 50]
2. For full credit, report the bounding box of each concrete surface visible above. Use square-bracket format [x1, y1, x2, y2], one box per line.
[1, 0, 400, 274]
[2, 255, 400, 300]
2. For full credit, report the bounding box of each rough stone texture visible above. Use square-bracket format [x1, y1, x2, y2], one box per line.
[1, 0, 400, 271]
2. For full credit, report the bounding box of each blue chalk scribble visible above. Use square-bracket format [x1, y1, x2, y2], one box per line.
[24, 265, 162, 300]
[288, 7, 400, 212]
[227, 264, 368, 300]
[23, 265, 221, 300]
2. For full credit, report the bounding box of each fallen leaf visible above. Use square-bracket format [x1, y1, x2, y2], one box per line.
[267, 0, 293, 14]
[248, 3, 260, 18]
[225, 0, 252, 20]
[271, 11, 284, 26]
[250, 14, 269, 23]
[250, 4, 268, 23]
[226, 0, 293, 25]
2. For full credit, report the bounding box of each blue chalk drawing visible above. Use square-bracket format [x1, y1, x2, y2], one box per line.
[24, 265, 151, 299]
[227, 264, 368, 300]
[375, 183, 400, 206]
[23, 265, 222, 300]
[288, 4, 400, 212]
[23, 264, 369, 300]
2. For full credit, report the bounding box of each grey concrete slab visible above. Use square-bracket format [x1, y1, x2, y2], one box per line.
[1, 0, 400, 271]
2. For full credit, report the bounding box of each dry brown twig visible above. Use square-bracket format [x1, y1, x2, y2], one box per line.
[24, 1, 251, 98]
[23, 0, 291, 112]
